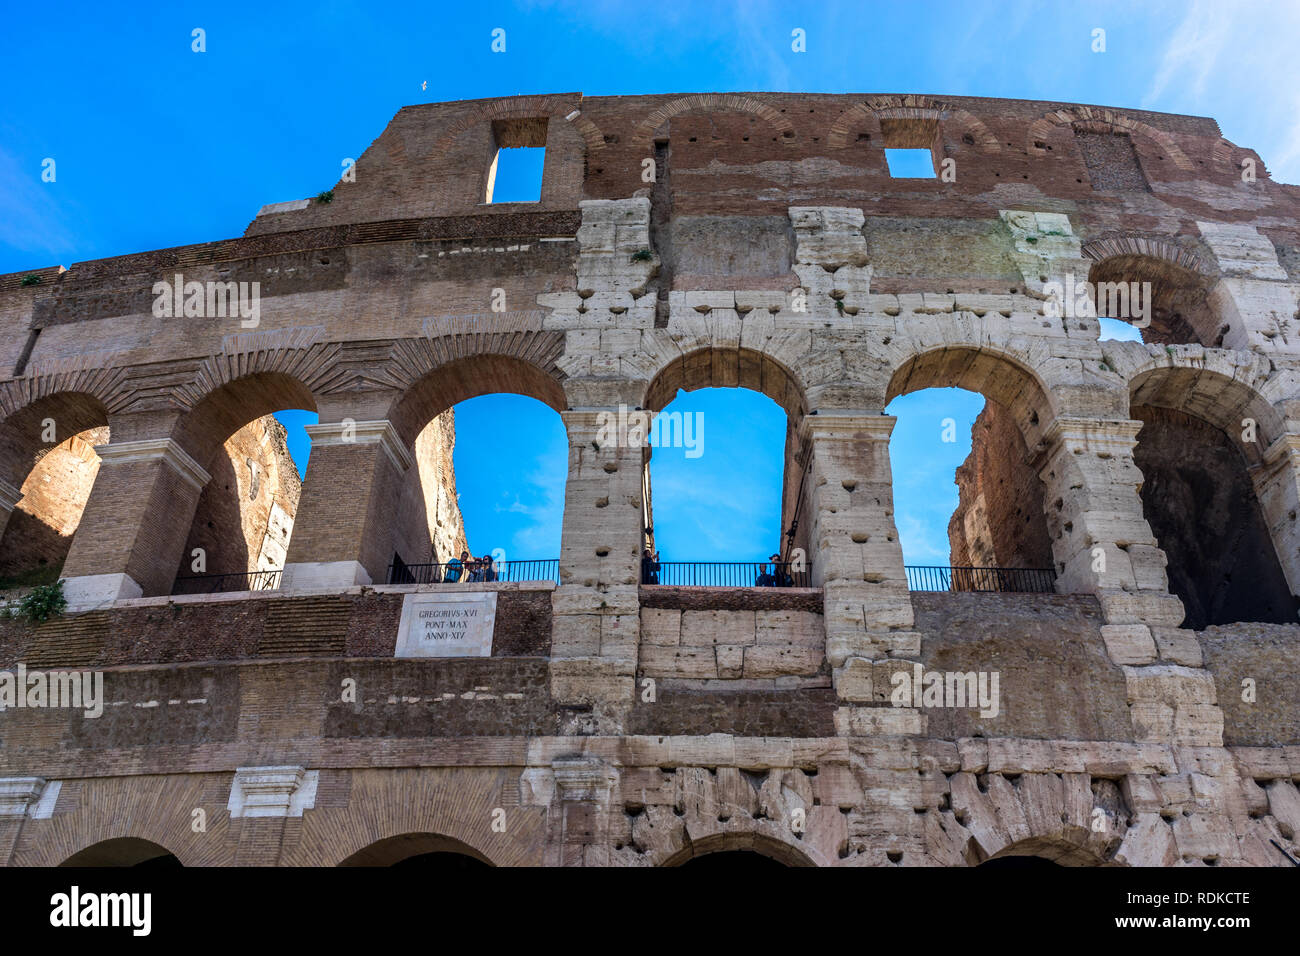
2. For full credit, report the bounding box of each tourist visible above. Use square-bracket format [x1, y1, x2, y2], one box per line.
[445, 551, 467, 583]
[641, 547, 660, 585]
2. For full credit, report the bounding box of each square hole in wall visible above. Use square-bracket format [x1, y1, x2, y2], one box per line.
[885, 148, 936, 178]
[486, 146, 545, 203]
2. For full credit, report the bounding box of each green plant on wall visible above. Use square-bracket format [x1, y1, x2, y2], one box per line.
[5, 579, 68, 625]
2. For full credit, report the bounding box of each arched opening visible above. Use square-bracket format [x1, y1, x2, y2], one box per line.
[660, 832, 815, 867]
[1130, 365, 1297, 628]
[677, 850, 791, 870]
[383, 353, 568, 585]
[976, 855, 1062, 869]
[886, 351, 1058, 593]
[642, 348, 809, 588]
[337, 832, 494, 867]
[60, 837, 182, 868]
[170, 372, 317, 594]
[1132, 405, 1296, 628]
[1086, 253, 1217, 347]
[0, 392, 109, 594]
[973, 835, 1105, 867]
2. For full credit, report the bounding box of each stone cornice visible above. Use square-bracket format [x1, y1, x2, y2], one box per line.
[305, 419, 413, 473]
[799, 410, 896, 441]
[1040, 417, 1143, 453]
[95, 438, 211, 491]
[1261, 432, 1300, 467]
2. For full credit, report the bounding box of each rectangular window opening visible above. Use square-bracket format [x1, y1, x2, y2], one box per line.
[486, 146, 545, 203]
[885, 148, 936, 179]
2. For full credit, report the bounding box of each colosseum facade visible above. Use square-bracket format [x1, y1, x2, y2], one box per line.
[1, 92, 1298, 869]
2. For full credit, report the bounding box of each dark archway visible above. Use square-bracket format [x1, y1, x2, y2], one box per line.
[337, 832, 495, 867]
[1133, 405, 1297, 628]
[60, 837, 182, 868]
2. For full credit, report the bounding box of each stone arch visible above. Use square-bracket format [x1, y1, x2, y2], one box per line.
[60, 837, 183, 867]
[300, 770, 538, 867]
[0, 391, 111, 585]
[0, 353, 129, 422]
[661, 831, 819, 867]
[17, 775, 230, 867]
[1082, 234, 1212, 277]
[170, 329, 339, 413]
[886, 345, 1061, 580]
[641, 343, 811, 563]
[1027, 106, 1194, 170]
[885, 344, 1059, 451]
[1084, 244, 1219, 346]
[1126, 357, 1281, 464]
[642, 344, 808, 420]
[385, 348, 568, 450]
[1126, 361, 1297, 627]
[337, 832, 494, 867]
[826, 96, 1001, 152]
[976, 837, 1107, 867]
[631, 94, 797, 151]
[166, 371, 318, 586]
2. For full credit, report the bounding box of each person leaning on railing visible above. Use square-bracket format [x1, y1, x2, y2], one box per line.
[756, 554, 793, 587]
[444, 551, 467, 583]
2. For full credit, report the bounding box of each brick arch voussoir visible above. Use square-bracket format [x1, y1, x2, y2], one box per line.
[639, 334, 812, 418]
[170, 332, 339, 413]
[429, 95, 581, 158]
[884, 337, 1066, 447]
[26, 775, 234, 867]
[652, 816, 827, 868]
[828, 96, 1000, 152]
[632, 94, 797, 152]
[1029, 107, 1193, 170]
[309, 770, 539, 867]
[1082, 234, 1214, 278]
[1127, 353, 1282, 457]
[0, 357, 129, 423]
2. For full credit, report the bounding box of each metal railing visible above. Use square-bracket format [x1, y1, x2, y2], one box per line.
[387, 558, 560, 585]
[172, 569, 282, 595]
[905, 565, 1056, 593]
[645, 561, 812, 588]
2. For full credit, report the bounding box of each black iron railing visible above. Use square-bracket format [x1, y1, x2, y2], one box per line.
[387, 558, 560, 585]
[172, 569, 282, 595]
[905, 565, 1056, 593]
[645, 561, 812, 588]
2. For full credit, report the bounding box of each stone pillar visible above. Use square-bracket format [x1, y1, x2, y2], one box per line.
[61, 438, 210, 607]
[0, 477, 20, 543]
[1037, 418, 1178, 607]
[550, 408, 642, 733]
[800, 411, 922, 735]
[546, 756, 618, 867]
[0, 777, 59, 864]
[1250, 433, 1300, 602]
[281, 420, 413, 591]
[227, 766, 318, 865]
[1197, 221, 1300, 353]
[1038, 418, 1223, 746]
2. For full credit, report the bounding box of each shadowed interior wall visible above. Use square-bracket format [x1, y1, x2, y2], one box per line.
[1133, 405, 1298, 629]
[949, 400, 1054, 571]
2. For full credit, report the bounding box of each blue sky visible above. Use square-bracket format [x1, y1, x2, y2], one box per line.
[2, 1, 1294, 567]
